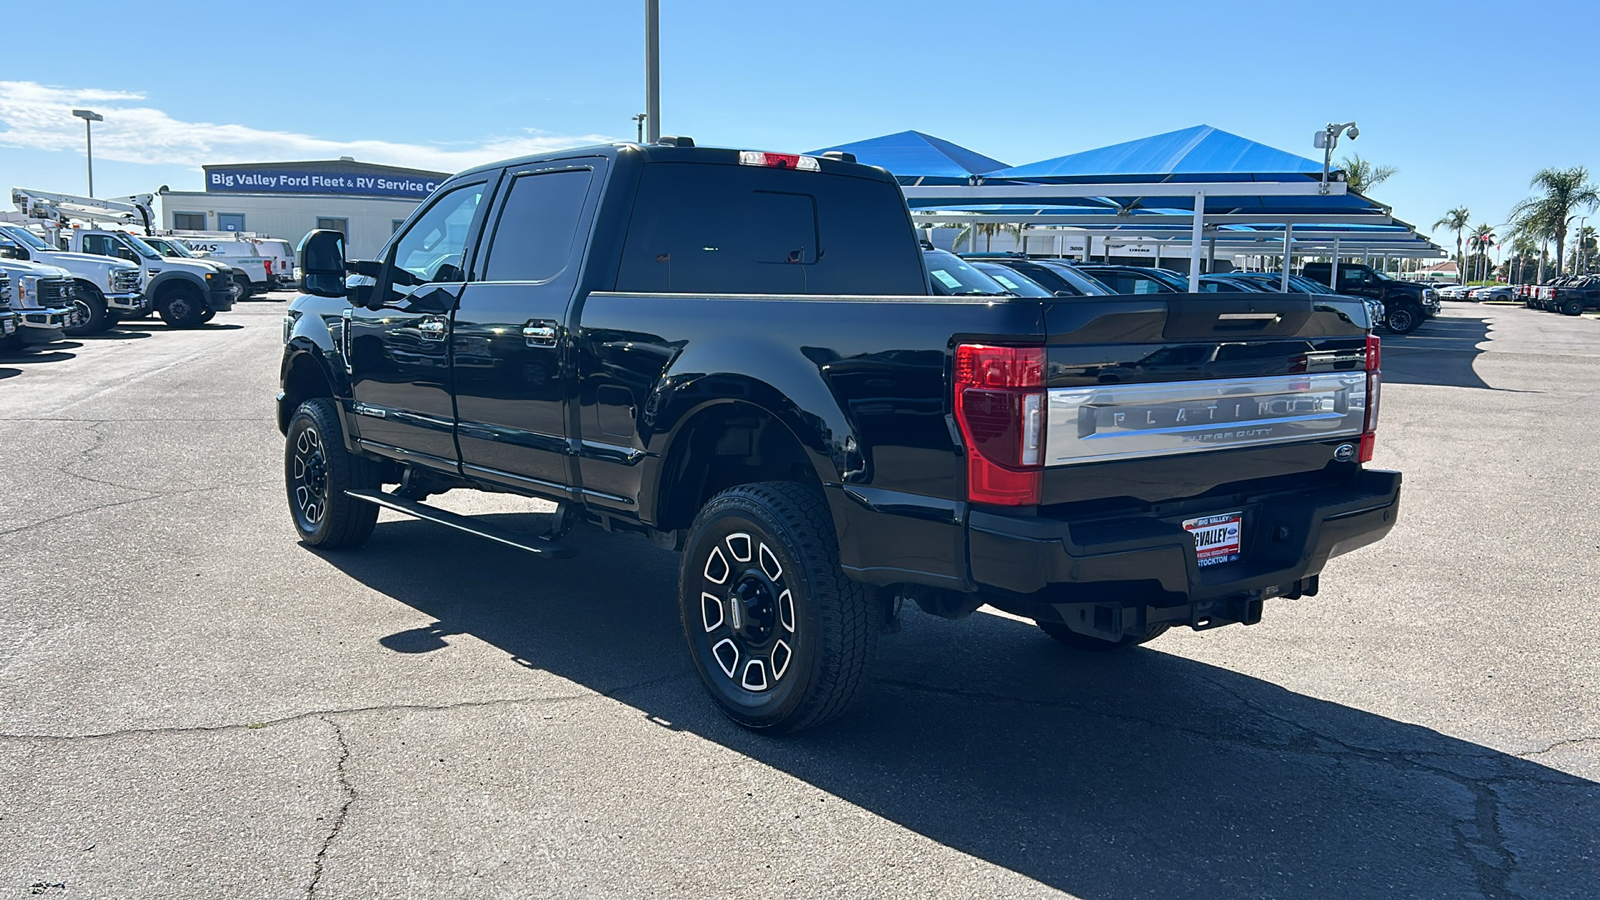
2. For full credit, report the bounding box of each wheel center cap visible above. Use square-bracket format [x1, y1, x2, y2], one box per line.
[730, 576, 774, 642]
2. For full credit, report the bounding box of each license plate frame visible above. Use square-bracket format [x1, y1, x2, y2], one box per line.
[1184, 511, 1243, 567]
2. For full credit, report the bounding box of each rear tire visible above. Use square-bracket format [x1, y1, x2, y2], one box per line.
[157, 287, 205, 328]
[284, 398, 380, 549]
[680, 481, 875, 734]
[1563, 299, 1584, 316]
[1037, 620, 1170, 652]
[64, 284, 109, 336]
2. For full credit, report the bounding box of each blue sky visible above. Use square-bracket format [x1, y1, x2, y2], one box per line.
[1, 0, 1595, 244]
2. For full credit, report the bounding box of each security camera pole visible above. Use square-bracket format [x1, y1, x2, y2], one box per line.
[72, 109, 104, 197]
[1314, 121, 1358, 195]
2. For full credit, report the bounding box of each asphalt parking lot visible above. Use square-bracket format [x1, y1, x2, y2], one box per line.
[2, 297, 1597, 899]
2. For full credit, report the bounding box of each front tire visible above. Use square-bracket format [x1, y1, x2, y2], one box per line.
[284, 398, 380, 548]
[680, 482, 875, 734]
[1385, 305, 1420, 334]
[65, 284, 109, 336]
[158, 287, 205, 328]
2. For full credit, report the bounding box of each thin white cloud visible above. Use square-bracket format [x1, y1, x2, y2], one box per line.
[0, 81, 616, 173]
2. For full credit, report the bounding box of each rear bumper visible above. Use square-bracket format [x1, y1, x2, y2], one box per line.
[966, 469, 1400, 635]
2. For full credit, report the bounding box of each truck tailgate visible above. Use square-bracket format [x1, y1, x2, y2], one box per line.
[1039, 293, 1374, 509]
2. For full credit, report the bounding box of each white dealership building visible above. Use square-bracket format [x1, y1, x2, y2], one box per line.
[156, 159, 449, 258]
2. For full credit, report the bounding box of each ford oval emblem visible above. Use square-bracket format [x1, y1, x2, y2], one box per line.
[1333, 443, 1355, 463]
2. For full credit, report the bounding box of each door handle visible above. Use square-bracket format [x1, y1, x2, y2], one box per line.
[417, 317, 448, 341]
[523, 321, 559, 347]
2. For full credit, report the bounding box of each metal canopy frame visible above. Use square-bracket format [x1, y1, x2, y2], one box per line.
[906, 178, 1442, 288]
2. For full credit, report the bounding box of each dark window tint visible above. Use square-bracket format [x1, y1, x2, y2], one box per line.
[172, 212, 205, 230]
[484, 169, 595, 282]
[1032, 262, 1111, 296]
[617, 163, 923, 295]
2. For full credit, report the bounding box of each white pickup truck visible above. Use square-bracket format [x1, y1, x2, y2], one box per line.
[168, 234, 275, 296]
[0, 222, 143, 335]
[56, 228, 235, 328]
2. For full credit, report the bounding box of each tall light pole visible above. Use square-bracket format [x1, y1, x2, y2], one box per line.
[72, 109, 104, 197]
[644, 0, 660, 143]
[1313, 121, 1358, 195]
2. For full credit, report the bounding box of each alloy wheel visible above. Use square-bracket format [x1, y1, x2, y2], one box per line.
[291, 425, 330, 530]
[697, 531, 797, 693]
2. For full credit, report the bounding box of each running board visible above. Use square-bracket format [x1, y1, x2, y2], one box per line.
[344, 489, 575, 558]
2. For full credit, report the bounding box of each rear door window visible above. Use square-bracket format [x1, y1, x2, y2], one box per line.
[481, 168, 596, 283]
[616, 162, 923, 295]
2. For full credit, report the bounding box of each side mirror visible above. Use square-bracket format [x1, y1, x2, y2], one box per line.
[116, 246, 138, 261]
[298, 229, 347, 297]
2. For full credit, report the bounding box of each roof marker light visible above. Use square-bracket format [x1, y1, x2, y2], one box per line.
[739, 151, 821, 171]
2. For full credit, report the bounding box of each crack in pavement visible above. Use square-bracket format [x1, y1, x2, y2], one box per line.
[0, 694, 594, 743]
[0, 672, 697, 743]
[1514, 735, 1600, 758]
[306, 717, 354, 899]
[880, 672, 1599, 899]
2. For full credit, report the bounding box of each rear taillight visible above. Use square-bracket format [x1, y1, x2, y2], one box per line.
[738, 151, 821, 171]
[264, 259, 273, 275]
[1360, 334, 1381, 463]
[953, 343, 1046, 505]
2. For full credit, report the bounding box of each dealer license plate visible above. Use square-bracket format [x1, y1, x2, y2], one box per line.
[1184, 512, 1243, 567]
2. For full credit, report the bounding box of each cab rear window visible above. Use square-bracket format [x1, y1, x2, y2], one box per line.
[616, 163, 923, 296]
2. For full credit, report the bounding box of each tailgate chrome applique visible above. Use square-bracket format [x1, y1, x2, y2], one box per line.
[1046, 373, 1368, 466]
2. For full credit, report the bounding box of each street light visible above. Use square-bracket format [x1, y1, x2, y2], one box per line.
[1314, 121, 1358, 195]
[72, 108, 103, 197]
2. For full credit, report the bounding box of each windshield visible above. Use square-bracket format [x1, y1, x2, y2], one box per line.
[0, 224, 52, 250]
[117, 234, 163, 260]
[971, 263, 1052, 297]
[923, 250, 1011, 296]
[146, 238, 196, 258]
[1141, 267, 1193, 291]
[1033, 261, 1113, 296]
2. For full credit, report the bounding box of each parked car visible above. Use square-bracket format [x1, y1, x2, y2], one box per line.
[169, 234, 274, 297]
[0, 222, 144, 333]
[61, 228, 235, 327]
[966, 261, 1056, 297]
[961, 254, 1112, 297]
[0, 263, 72, 349]
[1542, 275, 1600, 315]
[1077, 264, 1190, 294]
[1301, 262, 1432, 334]
[922, 249, 1012, 295]
[1225, 272, 1387, 330]
[279, 141, 1399, 734]
[1198, 275, 1268, 292]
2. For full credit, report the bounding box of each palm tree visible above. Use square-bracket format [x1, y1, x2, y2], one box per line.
[1339, 153, 1398, 195]
[1433, 207, 1471, 281]
[1468, 225, 1497, 282]
[1509, 166, 1600, 277]
[1570, 225, 1597, 273]
[953, 221, 1020, 253]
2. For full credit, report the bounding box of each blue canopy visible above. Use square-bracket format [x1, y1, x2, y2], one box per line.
[807, 131, 1008, 184]
[988, 125, 1325, 183]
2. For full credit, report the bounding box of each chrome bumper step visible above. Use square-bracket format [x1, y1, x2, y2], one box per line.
[344, 489, 575, 558]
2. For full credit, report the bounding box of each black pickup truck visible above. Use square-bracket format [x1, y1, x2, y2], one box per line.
[279, 141, 1401, 733]
[1301, 262, 1435, 335]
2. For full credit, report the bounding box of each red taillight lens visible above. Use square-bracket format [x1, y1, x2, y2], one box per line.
[737, 150, 821, 171]
[264, 259, 273, 275]
[1360, 334, 1380, 463]
[953, 344, 1046, 505]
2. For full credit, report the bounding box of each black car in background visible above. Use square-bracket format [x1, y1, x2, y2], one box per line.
[921, 248, 1012, 296]
[966, 261, 1056, 297]
[1301, 262, 1432, 335]
[1076, 265, 1191, 295]
[961, 255, 1112, 297]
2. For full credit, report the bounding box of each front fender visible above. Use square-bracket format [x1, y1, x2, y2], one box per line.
[277, 300, 355, 436]
[147, 270, 208, 300]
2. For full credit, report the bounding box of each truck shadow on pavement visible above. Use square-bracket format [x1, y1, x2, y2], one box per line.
[1384, 315, 1498, 390]
[319, 514, 1598, 899]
